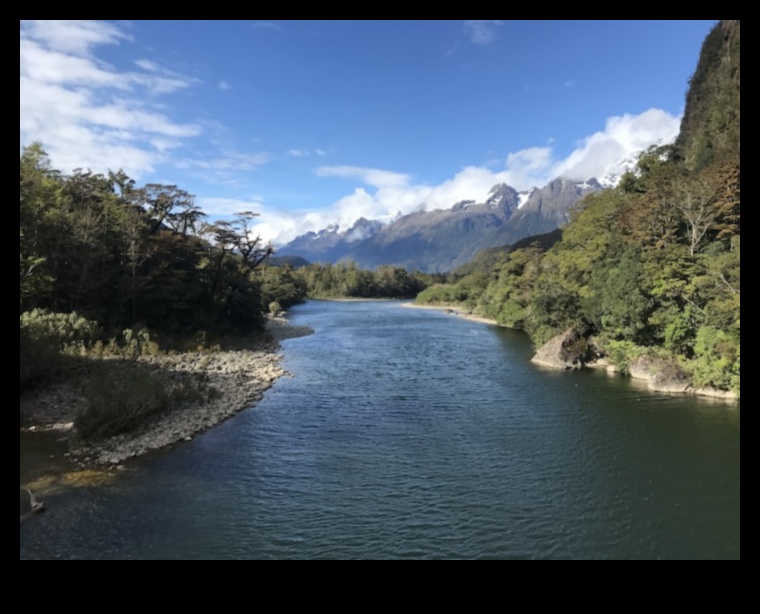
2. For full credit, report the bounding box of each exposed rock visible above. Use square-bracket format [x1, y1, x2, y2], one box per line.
[531, 329, 590, 370]
[584, 356, 619, 374]
[629, 356, 692, 392]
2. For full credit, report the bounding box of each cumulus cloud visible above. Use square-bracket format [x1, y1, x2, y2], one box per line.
[553, 109, 680, 180]
[464, 20, 504, 45]
[20, 20, 200, 178]
[502, 147, 554, 188]
[253, 108, 681, 245]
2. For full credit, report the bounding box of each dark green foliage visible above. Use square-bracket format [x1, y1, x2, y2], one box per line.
[19, 145, 276, 339]
[450, 229, 562, 278]
[20, 327, 65, 391]
[586, 247, 652, 344]
[296, 261, 431, 299]
[675, 21, 740, 170]
[260, 264, 308, 309]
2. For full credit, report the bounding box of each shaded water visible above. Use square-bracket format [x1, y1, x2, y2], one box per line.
[20, 300, 740, 559]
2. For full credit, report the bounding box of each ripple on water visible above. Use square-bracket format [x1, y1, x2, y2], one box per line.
[20, 301, 740, 559]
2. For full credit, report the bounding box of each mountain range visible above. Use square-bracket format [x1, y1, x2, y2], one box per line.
[278, 167, 627, 273]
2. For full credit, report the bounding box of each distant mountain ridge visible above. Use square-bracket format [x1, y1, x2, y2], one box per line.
[278, 168, 621, 272]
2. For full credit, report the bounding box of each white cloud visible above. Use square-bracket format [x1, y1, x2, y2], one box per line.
[219, 80, 232, 90]
[553, 108, 680, 181]
[464, 20, 504, 45]
[316, 166, 411, 189]
[254, 108, 681, 245]
[20, 20, 199, 178]
[21, 20, 131, 56]
[502, 147, 554, 188]
[564, 80, 576, 88]
[315, 149, 327, 156]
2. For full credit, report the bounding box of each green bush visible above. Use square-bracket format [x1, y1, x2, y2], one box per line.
[688, 325, 740, 395]
[602, 340, 646, 375]
[20, 309, 102, 351]
[120, 327, 160, 359]
[75, 365, 216, 441]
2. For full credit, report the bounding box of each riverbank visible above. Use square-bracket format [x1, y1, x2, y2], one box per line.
[20, 316, 314, 468]
[408, 303, 738, 402]
[402, 301, 498, 326]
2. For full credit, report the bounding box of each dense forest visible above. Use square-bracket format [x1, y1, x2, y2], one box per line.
[418, 21, 740, 396]
[19, 144, 318, 390]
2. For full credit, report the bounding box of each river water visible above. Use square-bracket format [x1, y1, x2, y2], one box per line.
[19, 300, 740, 559]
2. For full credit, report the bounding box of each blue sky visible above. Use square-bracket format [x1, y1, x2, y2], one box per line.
[20, 20, 717, 244]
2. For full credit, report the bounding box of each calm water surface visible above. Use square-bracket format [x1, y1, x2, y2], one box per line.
[20, 300, 740, 559]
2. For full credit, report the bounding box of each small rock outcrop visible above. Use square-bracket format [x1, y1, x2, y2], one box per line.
[629, 356, 692, 393]
[531, 328, 590, 370]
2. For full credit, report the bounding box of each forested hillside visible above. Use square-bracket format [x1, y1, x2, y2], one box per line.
[417, 20, 740, 396]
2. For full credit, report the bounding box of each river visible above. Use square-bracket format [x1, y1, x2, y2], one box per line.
[19, 300, 740, 559]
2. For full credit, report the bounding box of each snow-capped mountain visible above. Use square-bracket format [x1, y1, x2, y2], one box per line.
[278, 175, 602, 272]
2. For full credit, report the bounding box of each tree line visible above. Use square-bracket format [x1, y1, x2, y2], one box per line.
[20, 143, 289, 336]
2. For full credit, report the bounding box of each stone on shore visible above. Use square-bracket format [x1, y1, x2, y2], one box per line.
[531, 328, 589, 370]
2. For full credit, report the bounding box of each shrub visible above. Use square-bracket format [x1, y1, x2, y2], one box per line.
[75, 365, 216, 441]
[602, 340, 647, 375]
[20, 309, 102, 351]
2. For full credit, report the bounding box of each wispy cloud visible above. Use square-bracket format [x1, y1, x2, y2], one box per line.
[197, 196, 265, 218]
[135, 58, 159, 71]
[219, 80, 232, 90]
[20, 20, 200, 178]
[251, 21, 283, 31]
[463, 20, 504, 45]
[21, 19, 131, 55]
[564, 79, 576, 88]
[176, 152, 269, 170]
[443, 41, 461, 58]
[287, 147, 328, 157]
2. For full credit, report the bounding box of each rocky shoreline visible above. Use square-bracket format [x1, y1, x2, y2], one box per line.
[531, 328, 739, 401]
[20, 316, 314, 467]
